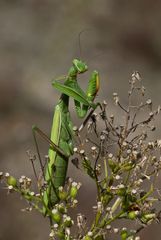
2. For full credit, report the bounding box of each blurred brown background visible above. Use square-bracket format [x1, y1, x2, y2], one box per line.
[0, 0, 161, 239]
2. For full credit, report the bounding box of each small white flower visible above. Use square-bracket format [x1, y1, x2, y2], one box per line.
[21, 175, 26, 179]
[103, 100, 107, 106]
[58, 186, 63, 191]
[113, 228, 119, 233]
[5, 173, 10, 178]
[135, 237, 140, 240]
[52, 209, 58, 214]
[73, 126, 78, 131]
[73, 199, 78, 204]
[108, 153, 113, 158]
[157, 140, 161, 148]
[122, 227, 127, 231]
[146, 99, 152, 105]
[131, 189, 137, 194]
[19, 178, 23, 184]
[49, 230, 54, 238]
[80, 149, 85, 155]
[72, 182, 78, 187]
[123, 141, 127, 147]
[106, 207, 111, 212]
[73, 147, 78, 153]
[65, 227, 70, 236]
[63, 214, 67, 219]
[91, 146, 97, 151]
[8, 185, 14, 190]
[87, 231, 93, 236]
[97, 201, 103, 212]
[118, 184, 125, 189]
[115, 175, 121, 180]
[53, 223, 58, 229]
[106, 225, 111, 230]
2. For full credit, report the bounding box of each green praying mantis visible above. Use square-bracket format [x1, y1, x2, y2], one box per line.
[32, 59, 100, 214]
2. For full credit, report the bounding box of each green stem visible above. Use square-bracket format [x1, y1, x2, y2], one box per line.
[137, 184, 154, 204]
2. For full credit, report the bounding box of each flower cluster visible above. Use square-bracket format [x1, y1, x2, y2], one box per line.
[71, 72, 161, 239]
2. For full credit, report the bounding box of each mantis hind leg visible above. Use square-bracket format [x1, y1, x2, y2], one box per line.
[31, 125, 69, 213]
[32, 125, 69, 160]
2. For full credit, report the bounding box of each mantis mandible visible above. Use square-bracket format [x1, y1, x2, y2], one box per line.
[33, 59, 100, 213]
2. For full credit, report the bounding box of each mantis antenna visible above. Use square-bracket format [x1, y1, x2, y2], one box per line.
[78, 29, 105, 68]
[78, 28, 93, 60]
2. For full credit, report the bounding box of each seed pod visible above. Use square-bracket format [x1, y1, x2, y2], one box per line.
[84, 236, 92, 240]
[56, 231, 65, 239]
[70, 187, 78, 198]
[128, 211, 137, 220]
[121, 229, 128, 240]
[52, 209, 61, 224]
[70, 183, 78, 199]
[63, 216, 73, 227]
[58, 187, 67, 201]
[58, 204, 67, 214]
[6, 176, 17, 187]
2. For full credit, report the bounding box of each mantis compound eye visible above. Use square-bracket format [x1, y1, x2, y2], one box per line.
[73, 59, 88, 73]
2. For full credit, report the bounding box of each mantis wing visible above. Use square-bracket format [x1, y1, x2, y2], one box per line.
[43, 105, 62, 211]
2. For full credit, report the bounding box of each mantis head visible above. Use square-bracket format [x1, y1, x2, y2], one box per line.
[73, 59, 88, 74]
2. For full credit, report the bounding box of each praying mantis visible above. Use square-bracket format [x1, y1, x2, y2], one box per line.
[33, 59, 100, 213]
